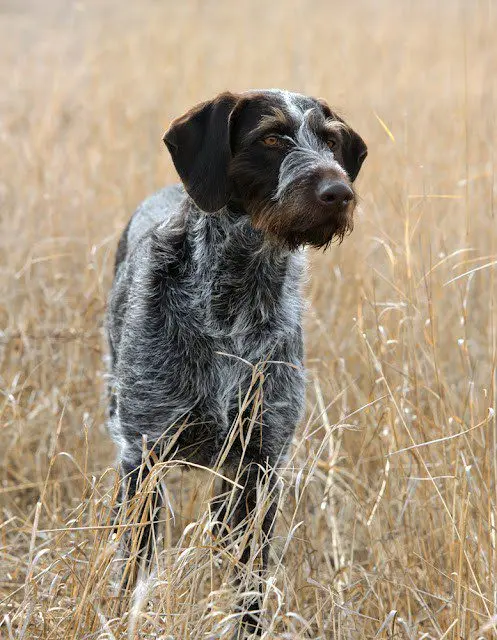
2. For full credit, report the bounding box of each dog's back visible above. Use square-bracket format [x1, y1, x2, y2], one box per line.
[107, 183, 186, 404]
[114, 183, 185, 274]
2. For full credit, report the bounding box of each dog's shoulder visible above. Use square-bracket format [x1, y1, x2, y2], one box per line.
[114, 184, 186, 271]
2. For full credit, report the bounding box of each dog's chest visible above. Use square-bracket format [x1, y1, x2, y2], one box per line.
[149, 215, 305, 413]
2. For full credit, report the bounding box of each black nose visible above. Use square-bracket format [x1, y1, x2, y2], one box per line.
[316, 180, 354, 207]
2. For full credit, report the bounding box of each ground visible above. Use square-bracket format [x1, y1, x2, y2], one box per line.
[1, 0, 496, 638]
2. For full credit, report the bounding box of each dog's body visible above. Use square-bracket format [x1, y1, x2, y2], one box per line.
[108, 182, 306, 471]
[107, 89, 366, 635]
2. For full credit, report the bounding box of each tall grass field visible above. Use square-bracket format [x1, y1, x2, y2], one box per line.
[1, 1, 496, 638]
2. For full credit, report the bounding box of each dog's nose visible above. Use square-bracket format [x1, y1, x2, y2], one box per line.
[316, 180, 354, 207]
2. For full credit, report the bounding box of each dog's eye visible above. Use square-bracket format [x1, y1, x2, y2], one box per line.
[327, 137, 337, 150]
[262, 136, 280, 147]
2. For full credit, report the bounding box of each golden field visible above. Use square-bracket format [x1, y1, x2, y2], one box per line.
[1, 1, 496, 638]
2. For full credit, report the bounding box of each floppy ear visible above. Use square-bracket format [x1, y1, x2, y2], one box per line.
[316, 98, 367, 182]
[163, 92, 239, 212]
[341, 128, 368, 182]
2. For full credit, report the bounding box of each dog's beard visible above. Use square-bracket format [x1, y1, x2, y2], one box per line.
[249, 193, 355, 251]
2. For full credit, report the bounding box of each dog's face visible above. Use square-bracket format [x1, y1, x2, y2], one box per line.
[163, 90, 367, 249]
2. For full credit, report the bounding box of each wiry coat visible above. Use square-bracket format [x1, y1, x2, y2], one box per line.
[108, 184, 306, 473]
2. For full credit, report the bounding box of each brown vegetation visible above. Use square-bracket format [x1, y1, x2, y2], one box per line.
[1, 1, 496, 637]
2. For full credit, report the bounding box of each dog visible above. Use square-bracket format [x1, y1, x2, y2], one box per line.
[106, 89, 367, 635]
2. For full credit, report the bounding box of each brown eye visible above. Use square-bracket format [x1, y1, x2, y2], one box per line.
[327, 138, 337, 150]
[263, 135, 279, 147]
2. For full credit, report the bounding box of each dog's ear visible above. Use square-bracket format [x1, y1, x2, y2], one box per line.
[341, 128, 368, 182]
[163, 92, 239, 212]
[317, 98, 368, 182]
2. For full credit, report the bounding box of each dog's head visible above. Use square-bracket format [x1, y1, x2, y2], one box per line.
[163, 89, 367, 249]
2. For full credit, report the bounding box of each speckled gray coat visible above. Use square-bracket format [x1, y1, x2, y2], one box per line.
[107, 184, 306, 476]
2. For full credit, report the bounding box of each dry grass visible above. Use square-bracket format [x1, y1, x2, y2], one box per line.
[1, 0, 496, 637]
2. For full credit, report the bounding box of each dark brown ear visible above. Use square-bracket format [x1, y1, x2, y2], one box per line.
[163, 92, 239, 212]
[341, 128, 367, 182]
[317, 98, 368, 182]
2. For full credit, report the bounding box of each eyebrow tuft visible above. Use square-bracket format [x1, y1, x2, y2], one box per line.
[322, 119, 348, 136]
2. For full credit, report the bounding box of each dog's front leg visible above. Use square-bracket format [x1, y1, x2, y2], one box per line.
[116, 452, 163, 592]
[227, 460, 279, 638]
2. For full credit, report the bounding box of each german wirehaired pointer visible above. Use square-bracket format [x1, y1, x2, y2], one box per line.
[106, 89, 367, 635]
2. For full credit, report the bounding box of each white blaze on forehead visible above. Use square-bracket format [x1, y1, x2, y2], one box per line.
[242, 88, 315, 128]
[247, 88, 307, 122]
[280, 90, 306, 122]
[295, 107, 329, 153]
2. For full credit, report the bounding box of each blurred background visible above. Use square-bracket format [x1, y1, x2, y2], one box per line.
[1, 1, 496, 638]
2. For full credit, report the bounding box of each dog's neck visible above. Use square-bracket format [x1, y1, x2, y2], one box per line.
[184, 201, 306, 336]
